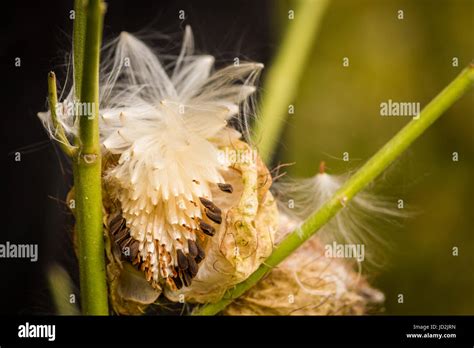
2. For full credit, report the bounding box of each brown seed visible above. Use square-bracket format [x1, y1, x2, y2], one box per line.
[188, 240, 198, 258]
[108, 214, 125, 232]
[108, 213, 119, 225]
[199, 220, 216, 236]
[187, 255, 198, 277]
[199, 197, 222, 215]
[185, 269, 195, 281]
[114, 227, 130, 243]
[217, 183, 233, 193]
[177, 249, 189, 270]
[118, 236, 130, 250]
[129, 239, 139, 260]
[182, 271, 192, 287]
[195, 239, 205, 263]
[173, 275, 183, 290]
[205, 209, 222, 224]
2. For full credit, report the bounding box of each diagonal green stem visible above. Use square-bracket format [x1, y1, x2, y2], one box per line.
[72, 0, 108, 315]
[253, 0, 330, 163]
[193, 64, 474, 316]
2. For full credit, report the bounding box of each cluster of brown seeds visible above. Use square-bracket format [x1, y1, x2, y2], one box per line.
[108, 213, 139, 262]
[169, 239, 205, 289]
[107, 182, 234, 290]
[168, 183, 233, 289]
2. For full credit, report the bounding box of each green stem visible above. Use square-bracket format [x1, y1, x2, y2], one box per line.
[73, 0, 87, 100]
[193, 64, 474, 316]
[47, 71, 76, 158]
[73, 0, 108, 315]
[253, 0, 330, 163]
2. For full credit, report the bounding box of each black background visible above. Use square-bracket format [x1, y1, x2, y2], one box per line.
[1, 0, 272, 315]
[1, 316, 474, 345]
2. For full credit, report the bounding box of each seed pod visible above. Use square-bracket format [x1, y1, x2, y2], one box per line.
[224, 236, 385, 315]
[164, 141, 278, 304]
[55, 28, 273, 310]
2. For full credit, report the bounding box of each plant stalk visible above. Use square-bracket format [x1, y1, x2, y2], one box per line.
[72, 0, 108, 315]
[73, 0, 87, 100]
[253, 0, 330, 163]
[47, 71, 76, 158]
[193, 64, 474, 315]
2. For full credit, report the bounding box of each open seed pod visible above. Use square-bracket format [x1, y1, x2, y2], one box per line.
[101, 136, 278, 309]
[164, 140, 278, 303]
[223, 214, 385, 315]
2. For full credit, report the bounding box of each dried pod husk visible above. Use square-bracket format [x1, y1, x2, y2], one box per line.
[224, 214, 385, 315]
[164, 141, 278, 303]
[107, 260, 161, 315]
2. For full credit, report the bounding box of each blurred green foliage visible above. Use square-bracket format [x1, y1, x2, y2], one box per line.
[277, 0, 474, 314]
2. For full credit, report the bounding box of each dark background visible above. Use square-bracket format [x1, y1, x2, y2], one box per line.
[1, 0, 473, 315]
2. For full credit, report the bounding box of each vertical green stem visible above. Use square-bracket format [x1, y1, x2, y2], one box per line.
[253, 0, 330, 163]
[73, 0, 108, 315]
[73, 0, 87, 100]
[193, 64, 474, 315]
